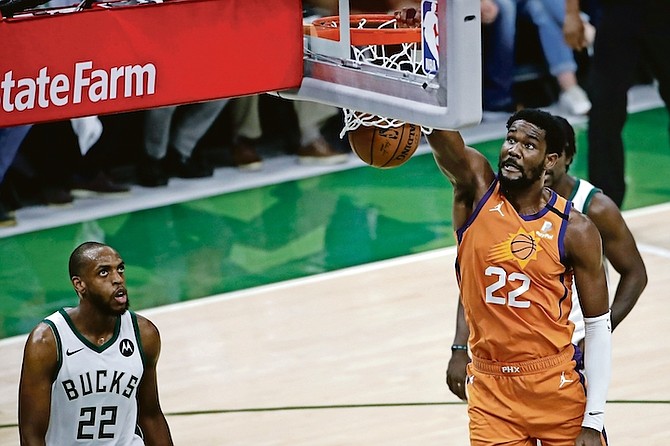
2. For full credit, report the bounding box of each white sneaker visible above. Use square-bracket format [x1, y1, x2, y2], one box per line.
[559, 85, 592, 115]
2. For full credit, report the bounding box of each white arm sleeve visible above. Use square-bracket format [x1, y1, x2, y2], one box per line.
[582, 311, 612, 431]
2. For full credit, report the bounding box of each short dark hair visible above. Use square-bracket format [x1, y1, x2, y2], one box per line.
[69, 241, 107, 278]
[553, 114, 576, 161]
[506, 109, 565, 156]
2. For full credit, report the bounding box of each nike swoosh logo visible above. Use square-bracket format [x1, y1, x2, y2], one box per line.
[588, 411, 604, 416]
[66, 348, 84, 356]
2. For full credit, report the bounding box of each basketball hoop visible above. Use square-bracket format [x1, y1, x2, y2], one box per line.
[306, 14, 421, 48]
[304, 14, 431, 136]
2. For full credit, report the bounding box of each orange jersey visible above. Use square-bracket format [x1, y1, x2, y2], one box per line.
[456, 178, 575, 362]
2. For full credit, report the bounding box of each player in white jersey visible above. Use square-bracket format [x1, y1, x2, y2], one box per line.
[19, 242, 173, 446]
[446, 115, 647, 399]
[546, 116, 647, 347]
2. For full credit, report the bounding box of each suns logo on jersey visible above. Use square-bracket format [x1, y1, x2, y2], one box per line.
[486, 228, 542, 269]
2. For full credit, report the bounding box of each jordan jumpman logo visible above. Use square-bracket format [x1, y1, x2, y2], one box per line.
[489, 202, 504, 216]
[559, 371, 574, 388]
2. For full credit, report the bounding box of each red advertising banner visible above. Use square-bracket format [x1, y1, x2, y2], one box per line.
[0, 0, 304, 127]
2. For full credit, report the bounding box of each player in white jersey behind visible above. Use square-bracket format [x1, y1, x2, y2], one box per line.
[18, 241, 174, 446]
[545, 116, 647, 347]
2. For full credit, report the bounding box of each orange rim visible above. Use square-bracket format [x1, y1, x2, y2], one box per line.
[305, 14, 421, 46]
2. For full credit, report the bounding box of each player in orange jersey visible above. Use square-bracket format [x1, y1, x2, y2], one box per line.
[426, 109, 610, 446]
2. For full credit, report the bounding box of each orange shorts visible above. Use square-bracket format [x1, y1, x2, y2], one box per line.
[465, 345, 600, 446]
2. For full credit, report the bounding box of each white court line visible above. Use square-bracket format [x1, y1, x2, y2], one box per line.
[144, 246, 459, 316]
[620, 201, 670, 218]
[637, 243, 670, 259]
[624, 203, 670, 258]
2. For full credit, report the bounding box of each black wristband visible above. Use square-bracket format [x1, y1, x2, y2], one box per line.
[451, 344, 468, 352]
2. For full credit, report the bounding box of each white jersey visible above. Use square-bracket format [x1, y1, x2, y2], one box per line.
[567, 179, 604, 344]
[44, 309, 145, 446]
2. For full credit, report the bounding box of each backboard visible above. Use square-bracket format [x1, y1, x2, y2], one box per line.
[279, 0, 482, 130]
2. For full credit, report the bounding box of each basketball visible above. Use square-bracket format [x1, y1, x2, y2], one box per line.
[347, 122, 421, 169]
[511, 233, 537, 260]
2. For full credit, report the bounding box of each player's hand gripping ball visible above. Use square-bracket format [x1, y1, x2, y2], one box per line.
[348, 122, 421, 168]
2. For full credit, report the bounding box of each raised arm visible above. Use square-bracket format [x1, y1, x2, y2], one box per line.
[19, 323, 58, 446]
[136, 315, 174, 446]
[425, 130, 495, 227]
[587, 193, 647, 330]
[425, 129, 493, 186]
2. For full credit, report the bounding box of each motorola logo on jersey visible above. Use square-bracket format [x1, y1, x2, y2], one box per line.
[1, 60, 156, 113]
[119, 339, 135, 357]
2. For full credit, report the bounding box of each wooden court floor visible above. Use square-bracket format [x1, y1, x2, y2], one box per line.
[1, 204, 669, 445]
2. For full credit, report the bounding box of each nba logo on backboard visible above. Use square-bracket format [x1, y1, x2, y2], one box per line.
[421, 0, 439, 75]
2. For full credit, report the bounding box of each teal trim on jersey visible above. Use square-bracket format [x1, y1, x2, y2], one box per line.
[582, 187, 600, 215]
[42, 318, 62, 381]
[569, 179, 601, 214]
[59, 308, 121, 353]
[129, 310, 146, 370]
[567, 179, 581, 202]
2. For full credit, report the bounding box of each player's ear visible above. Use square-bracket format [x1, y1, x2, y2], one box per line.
[72, 276, 86, 295]
[544, 152, 558, 170]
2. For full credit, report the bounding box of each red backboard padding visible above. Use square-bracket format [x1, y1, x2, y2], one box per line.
[0, 0, 304, 127]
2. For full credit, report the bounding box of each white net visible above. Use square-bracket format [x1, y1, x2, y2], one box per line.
[346, 17, 423, 75]
[307, 14, 430, 136]
[339, 109, 407, 138]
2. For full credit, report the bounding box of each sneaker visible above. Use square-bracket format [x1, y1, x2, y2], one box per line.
[558, 85, 591, 115]
[137, 156, 169, 188]
[169, 155, 214, 179]
[0, 202, 16, 228]
[296, 137, 349, 166]
[71, 172, 130, 198]
[231, 139, 263, 171]
[41, 187, 74, 207]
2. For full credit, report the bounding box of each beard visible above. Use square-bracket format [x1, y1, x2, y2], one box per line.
[116, 301, 130, 315]
[116, 299, 130, 315]
[92, 295, 130, 316]
[498, 160, 545, 194]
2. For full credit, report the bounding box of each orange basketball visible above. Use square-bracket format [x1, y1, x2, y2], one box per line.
[347, 122, 421, 168]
